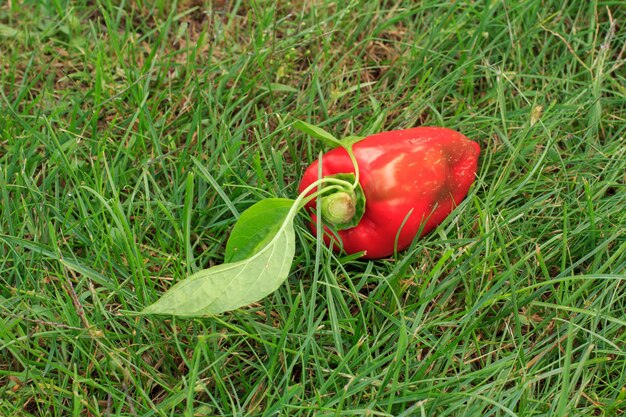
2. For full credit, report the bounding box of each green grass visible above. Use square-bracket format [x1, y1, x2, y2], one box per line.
[1, 0, 625, 415]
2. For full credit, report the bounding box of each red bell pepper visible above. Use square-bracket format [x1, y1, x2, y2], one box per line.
[298, 127, 480, 259]
[145, 124, 481, 316]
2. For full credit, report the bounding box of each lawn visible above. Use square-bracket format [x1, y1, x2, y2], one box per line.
[1, 1, 625, 416]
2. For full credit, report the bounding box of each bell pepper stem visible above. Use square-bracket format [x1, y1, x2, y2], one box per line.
[296, 178, 352, 211]
[345, 144, 360, 189]
[296, 173, 365, 230]
[320, 190, 357, 225]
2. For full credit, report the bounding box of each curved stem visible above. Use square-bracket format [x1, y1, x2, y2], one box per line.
[294, 172, 366, 230]
[294, 177, 353, 212]
[345, 145, 360, 189]
[299, 185, 345, 209]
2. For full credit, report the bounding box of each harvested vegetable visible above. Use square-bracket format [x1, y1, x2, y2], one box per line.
[143, 123, 480, 316]
[298, 127, 480, 259]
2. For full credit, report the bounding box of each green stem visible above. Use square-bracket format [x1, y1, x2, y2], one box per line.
[295, 177, 353, 211]
[320, 190, 357, 225]
[294, 174, 365, 230]
[345, 145, 360, 189]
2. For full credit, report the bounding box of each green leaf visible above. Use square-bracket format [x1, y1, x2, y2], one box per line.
[225, 198, 294, 263]
[294, 121, 364, 149]
[294, 120, 343, 148]
[143, 199, 297, 316]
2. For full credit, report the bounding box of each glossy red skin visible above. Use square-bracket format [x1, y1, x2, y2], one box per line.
[298, 127, 480, 259]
